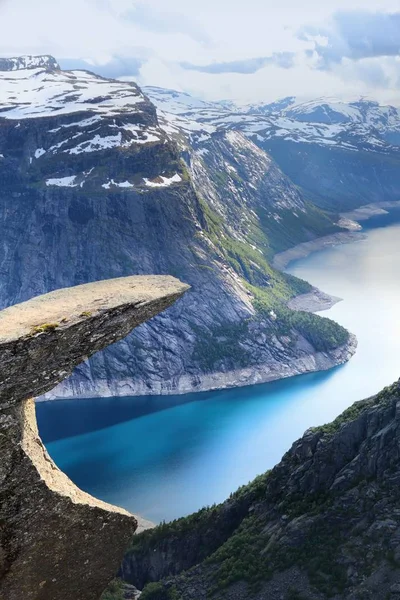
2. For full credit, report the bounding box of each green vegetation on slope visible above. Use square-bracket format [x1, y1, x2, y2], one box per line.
[253, 286, 349, 352]
[192, 321, 250, 371]
[125, 471, 271, 600]
[288, 310, 349, 352]
[198, 197, 349, 355]
[313, 380, 399, 436]
[199, 196, 308, 300]
[257, 203, 340, 256]
[140, 582, 179, 600]
[100, 579, 125, 600]
[198, 197, 278, 287]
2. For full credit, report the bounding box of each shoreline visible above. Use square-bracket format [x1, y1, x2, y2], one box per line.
[41, 202, 400, 403]
[272, 231, 366, 271]
[287, 287, 342, 313]
[273, 199, 400, 271]
[38, 333, 357, 402]
[340, 200, 400, 222]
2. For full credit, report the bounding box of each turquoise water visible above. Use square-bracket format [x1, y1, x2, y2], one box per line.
[37, 220, 400, 523]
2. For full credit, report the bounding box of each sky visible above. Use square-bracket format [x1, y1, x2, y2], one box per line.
[1, 0, 400, 104]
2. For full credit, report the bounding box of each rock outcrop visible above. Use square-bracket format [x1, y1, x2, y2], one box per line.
[0, 275, 188, 600]
[123, 379, 400, 600]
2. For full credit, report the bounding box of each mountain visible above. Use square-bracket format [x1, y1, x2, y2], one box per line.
[0, 54, 59, 72]
[120, 378, 400, 600]
[244, 96, 297, 115]
[145, 88, 400, 211]
[153, 98, 341, 255]
[0, 56, 352, 399]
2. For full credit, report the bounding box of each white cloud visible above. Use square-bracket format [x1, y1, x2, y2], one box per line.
[0, 0, 399, 103]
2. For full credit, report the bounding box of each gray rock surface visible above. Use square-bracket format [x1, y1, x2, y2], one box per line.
[287, 288, 342, 312]
[0, 275, 188, 600]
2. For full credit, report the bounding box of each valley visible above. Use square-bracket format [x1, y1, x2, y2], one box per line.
[38, 218, 400, 523]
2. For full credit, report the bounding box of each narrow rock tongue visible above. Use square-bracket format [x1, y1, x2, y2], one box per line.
[0, 55, 60, 71]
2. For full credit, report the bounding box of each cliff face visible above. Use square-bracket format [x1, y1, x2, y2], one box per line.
[0, 56, 353, 399]
[123, 380, 400, 600]
[261, 138, 400, 211]
[185, 129, 339, 255]
[0, 275, 188, 600]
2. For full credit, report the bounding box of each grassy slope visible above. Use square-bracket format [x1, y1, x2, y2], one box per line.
[197, 197, 349, 360]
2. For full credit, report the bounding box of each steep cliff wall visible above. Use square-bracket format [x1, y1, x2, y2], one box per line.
[0, 275, 188, 600]
[123, 380, 400, 600]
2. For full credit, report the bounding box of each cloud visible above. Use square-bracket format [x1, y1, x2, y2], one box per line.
[349, 61, 391, 88]
[179, 52, 295, 75]
[1, 0, 400, 104]
[337, 58, 392, 88]
[58, 56, 145, 79]
[121, 2, 210, 45]
[299, 10, 400, 69]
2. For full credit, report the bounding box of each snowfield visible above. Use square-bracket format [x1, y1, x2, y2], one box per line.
[0, 67, 146, 120]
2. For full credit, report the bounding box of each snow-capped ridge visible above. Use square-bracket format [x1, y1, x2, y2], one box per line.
[0, 66, 147, 120]
[244, 96, 297, 115]
[144, 86, 400, 154]
[0, 55, 59, 72]
[143, 86, 220, 115]
[0, 58, 172, 190]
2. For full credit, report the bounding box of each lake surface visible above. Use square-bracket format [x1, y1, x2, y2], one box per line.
[37, 218, 400, 523]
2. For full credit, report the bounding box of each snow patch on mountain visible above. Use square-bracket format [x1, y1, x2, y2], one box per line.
[144, 174, 182, 188]
[34, 148, 46, 159]
[143, 86, 218, 115]
[102, 179, 135, 189]
[46, 176, 77, 187]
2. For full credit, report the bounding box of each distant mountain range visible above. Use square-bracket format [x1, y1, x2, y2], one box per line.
[145, 86, 400, 151]
[145, 86, 400, 210]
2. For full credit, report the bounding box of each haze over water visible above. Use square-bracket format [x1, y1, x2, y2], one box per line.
[37, 218, 400, 523]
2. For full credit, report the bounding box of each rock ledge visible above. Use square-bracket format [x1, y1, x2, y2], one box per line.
[0, 275, 189, 600]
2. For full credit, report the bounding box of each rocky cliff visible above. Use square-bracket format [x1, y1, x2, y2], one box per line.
[121, 379, 400, 600]
[0, 275, 188, 600]
[0, 56, 353, 399]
